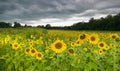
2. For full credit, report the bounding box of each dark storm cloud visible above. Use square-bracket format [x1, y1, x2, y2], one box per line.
[93, 0, 120, 9]
[0, 0, 93, 20]
[0, 0, 120, 25]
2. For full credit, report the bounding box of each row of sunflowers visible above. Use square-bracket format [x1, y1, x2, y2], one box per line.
[0, 28, 120, 71]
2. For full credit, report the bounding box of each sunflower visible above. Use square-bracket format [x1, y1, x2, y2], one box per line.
[75, 39, 82, 46]
[104, 45, 110, 51]
[51, 39, 66, 53]
[25, 48, 30, 54]
[5, 38, 9, 44]
[29, 48, 37, 56]
[78, 33, 88, 42]
[49, 56, 54, 59]
[5, 35, 10, 44]
[45, 49, 49, 53]
[29, 41, 34, 47]
[110, 43, 115, 47]
[12, 42, 20, 50]
[30, 35, 33, 38]
[36, 52, 43, 60]
[46, 46, 51, 50]
[36, 39, 43, 44]
[110, 34, 119, 40]
[68, 48, 75, 56]
[83, 47, 88, 51]
[98, 42, 106, 49]
[89, 34, 99, 44]
[39, 36, 43, 40]
[98, 49, 104, 55]
[71, 42, 75, 46]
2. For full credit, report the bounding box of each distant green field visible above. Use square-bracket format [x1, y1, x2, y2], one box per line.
[0, 28, 120, 71]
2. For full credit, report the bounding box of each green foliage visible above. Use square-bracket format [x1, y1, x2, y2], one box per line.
[0, 22, 12, 28]
[13, 22, 21, 28]
[0, 28, 120, 71]
[64, 13, 120, 31]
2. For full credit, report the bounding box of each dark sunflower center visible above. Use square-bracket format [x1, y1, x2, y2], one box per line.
[100, 51, 102, 53]
[99, 43, 104, 47]
[76, 41, 80, 44]
[38, 53, 42, 57]
[71, 43, 74, 45]
[55, 42, 62, 49]
[91, 36, 95, 41]
[80, 34, 86, 40]
[26, 48, 30, 52]
[112, 35, 116, 39]
[31, 49, 35, 53]
[30, 42, 33, 45]
[14, 44, 18, 47]
[69, 49, 74, 54]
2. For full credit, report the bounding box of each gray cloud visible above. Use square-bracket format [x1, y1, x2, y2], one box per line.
[0, 0, 120, 26]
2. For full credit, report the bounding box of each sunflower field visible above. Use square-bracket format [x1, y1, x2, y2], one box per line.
[0, 28, 120, 71]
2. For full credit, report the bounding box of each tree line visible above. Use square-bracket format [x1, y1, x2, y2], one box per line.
[47, 13, 120, 31]
[0, 22, 32, 28]
[0, 13, 120, 30]
[66, 13, 120, 31]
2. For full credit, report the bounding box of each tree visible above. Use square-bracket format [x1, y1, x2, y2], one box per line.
[13, 22, 21, 28]
[45, 24, 51, 29]
[68, 13, 120, 30]
[0, 22, 12, 28]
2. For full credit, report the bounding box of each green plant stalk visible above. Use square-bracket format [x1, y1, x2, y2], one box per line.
[56, 53, 59, 71]
[42, 60, 45, 71]
[113, 41, 117, 71]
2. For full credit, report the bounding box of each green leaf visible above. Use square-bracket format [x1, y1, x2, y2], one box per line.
[7, 64, 13, 71]
[19, 66, 23, 71]
[84, 65, 90, 71]
[105, 66, 113, 71]
[45, 66, 52, 70]
[88, 62, 98, 71]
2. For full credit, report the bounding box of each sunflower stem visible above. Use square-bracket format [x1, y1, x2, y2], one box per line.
[113, 41, 117, 71]
[56, 53, 59, 71]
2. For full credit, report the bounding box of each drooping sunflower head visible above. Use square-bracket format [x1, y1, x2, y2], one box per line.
[78, 33, 88, 41]
[89, 34, 99, 44]
[98, 42, 106, 49]
[12, 42, 20, 50]
[75, 39, 82, 46]
[51, 39, 66, 53]
[36, 52, 43, 60]
[110, 34, 119, 40]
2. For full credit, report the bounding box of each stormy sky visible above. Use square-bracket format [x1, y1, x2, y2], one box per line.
[0, 0, 120, 26]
